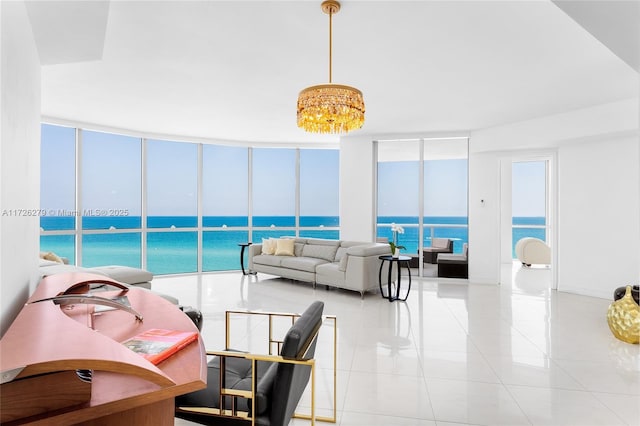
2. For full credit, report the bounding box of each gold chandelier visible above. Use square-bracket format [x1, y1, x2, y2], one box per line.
[297, 0, 365, 134]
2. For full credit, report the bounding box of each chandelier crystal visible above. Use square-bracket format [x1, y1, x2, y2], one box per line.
[297, 0, 365, 134]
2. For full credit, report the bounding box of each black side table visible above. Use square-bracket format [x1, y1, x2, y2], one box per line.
[378, 255, 412, 302]
[238, 243, 256, 275]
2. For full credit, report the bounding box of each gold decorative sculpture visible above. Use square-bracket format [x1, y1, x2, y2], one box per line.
[607, 285, 640, 344]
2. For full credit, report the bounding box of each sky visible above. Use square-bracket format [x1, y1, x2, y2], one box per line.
[41, 124, 546, 218]
[512, 161, 546, 217]
[377, 159, 469, 217]
[40, 124, 340, 217]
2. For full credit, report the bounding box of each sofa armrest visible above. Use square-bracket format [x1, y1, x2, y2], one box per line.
[340, 244, 392, 293]
[248, 244, 262, 257]
[248, 244, 263, 269]
[345, 243, 391, 257]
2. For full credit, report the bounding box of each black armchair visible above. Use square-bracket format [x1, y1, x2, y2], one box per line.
[175, 301, 336, 426]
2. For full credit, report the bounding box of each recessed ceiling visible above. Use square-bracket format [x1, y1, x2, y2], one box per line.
[30, 1, 639, 145]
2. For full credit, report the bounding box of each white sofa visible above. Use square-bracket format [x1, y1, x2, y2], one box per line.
[38, 258, 155, 289]
[515, 237, 551, 266]
[37, 257, 184, 307]
[248, 238, 392, 297]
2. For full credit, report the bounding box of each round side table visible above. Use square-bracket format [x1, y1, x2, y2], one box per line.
[378, 255, 412, 302]
[238, 243, 257, 275]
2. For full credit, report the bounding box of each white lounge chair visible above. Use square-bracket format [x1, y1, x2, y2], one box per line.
[515, 237, 550, 266]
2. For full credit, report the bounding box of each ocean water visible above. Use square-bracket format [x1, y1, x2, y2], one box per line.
[40, 216, 543, 275]
[40, 216, 341, 275]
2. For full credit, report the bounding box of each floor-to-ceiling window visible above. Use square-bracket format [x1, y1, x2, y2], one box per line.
[377, 140, 421, 252]
[299, 149, 339, 239]
[81, 130, 142, 268]
[202, 144, 249, 272]
[40, 124, 76, 263]
[512, 160, 547, 258]
[146, 139, 198, 274]
[39, 124, 340, 275]
[423, 139, 469, 254]
[376, 137, 469, 275]
[251, 148, 297, 242]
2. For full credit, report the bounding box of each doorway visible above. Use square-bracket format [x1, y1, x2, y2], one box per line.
[507, 155, 557, 290]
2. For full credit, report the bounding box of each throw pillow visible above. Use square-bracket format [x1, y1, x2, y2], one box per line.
[275, 238, 295, 256]
[40, 251, 63, 264]
[261, 238, 277, 255]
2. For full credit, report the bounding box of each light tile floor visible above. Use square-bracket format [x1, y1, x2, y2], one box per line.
[161, 262, 640, 426]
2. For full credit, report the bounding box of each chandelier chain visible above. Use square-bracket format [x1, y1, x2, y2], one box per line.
[329, 7, 333, 83]
[297, 0, 365, 134]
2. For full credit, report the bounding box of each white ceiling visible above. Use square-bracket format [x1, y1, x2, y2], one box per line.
[27, 0, 639, 146]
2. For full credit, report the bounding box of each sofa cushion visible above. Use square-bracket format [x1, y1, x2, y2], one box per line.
[316, 262, 345, 282]
[261, 238, 277, 255]
[302, 244, 338, 262]
[280, 237, 307, 255]
[338, 255, 348, 272]
[280, 257, 328, 273]
[280, 237, 307, 245]
[340, 241, 370, 248]
[305, 238, 340, 247]
[275, 238, 295, 256]
[437, 253, 467, 264]
[253, 254, 284, 267]
[334, 247, 348, 262]
[40, 262, 108, 277]
[89, 265, 153, 285]
[431, 238, 449, 249]
[39, 258, 63, 267]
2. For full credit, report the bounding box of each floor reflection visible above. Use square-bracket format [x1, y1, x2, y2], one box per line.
[163, 261, 639, 426]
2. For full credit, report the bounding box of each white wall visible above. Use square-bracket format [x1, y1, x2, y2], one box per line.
[339, 135, 376, 242]
[470, 99, 638, 153]
[558, 136, 639, 298]
[469, 98, 639, 296]
[498, 158, 514, 265]
[467, 153, 502, 284]
[1, 1, 41, 337]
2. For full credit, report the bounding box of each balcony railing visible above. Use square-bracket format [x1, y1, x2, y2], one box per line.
[40, 219, 339, 275]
